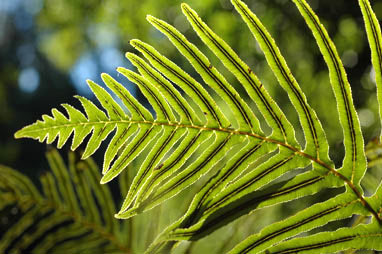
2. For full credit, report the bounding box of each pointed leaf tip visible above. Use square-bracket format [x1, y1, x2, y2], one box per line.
[181, 3, 194, 16]
[14, 129, 23, 139]
[114, 212, 130, 219]
[125, 53, 144, 68]
[100, 72, 110, 80]
[100, 174, 112, 184]
[116, 66, 124, 73]
[125, 52, 137, 64]
[14, 122, 39, 139]
[86, 79, 97, 87]
[146, 14, 155, 21]
[129, 39, 139, 47]
[180, 3, 189, 10]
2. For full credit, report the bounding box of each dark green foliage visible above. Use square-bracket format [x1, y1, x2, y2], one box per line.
[0, 149, 130, 253]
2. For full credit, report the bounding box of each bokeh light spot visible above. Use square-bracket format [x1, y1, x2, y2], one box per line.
[0, 0, 21, 13]
[369, 67, 376, 84]
[342, 50, 358, 68]
[23, 0, 43, 15]
[358, 108, 375, 128]
[18, 67, 40, 93]
[99, 47, 124, 72]
[70, 53, 98, 96]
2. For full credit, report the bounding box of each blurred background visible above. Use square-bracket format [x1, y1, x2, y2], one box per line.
[1, 0, 382, 252]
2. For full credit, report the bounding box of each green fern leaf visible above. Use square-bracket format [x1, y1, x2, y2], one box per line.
[13, 0, 382, 253]
[359, 0, 382, 143]
[0, 149, 129, 254]
[231, 0, 330, 163]
[264, 221, 382, 253]
[146, 14, 260, 134]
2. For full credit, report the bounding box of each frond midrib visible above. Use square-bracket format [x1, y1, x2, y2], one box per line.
[5, 191, 130, 253]
[18, 117, 382, 223]
[11, 117, 353, 172]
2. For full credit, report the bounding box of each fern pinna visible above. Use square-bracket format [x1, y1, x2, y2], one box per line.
[13, 0, 382, 253]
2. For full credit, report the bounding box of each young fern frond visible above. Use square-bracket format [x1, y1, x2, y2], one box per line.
[13, 0, 382, 253]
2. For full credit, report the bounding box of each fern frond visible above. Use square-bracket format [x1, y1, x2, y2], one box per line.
[0, 149, 129, 254]
[14, 0, 382, 253]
